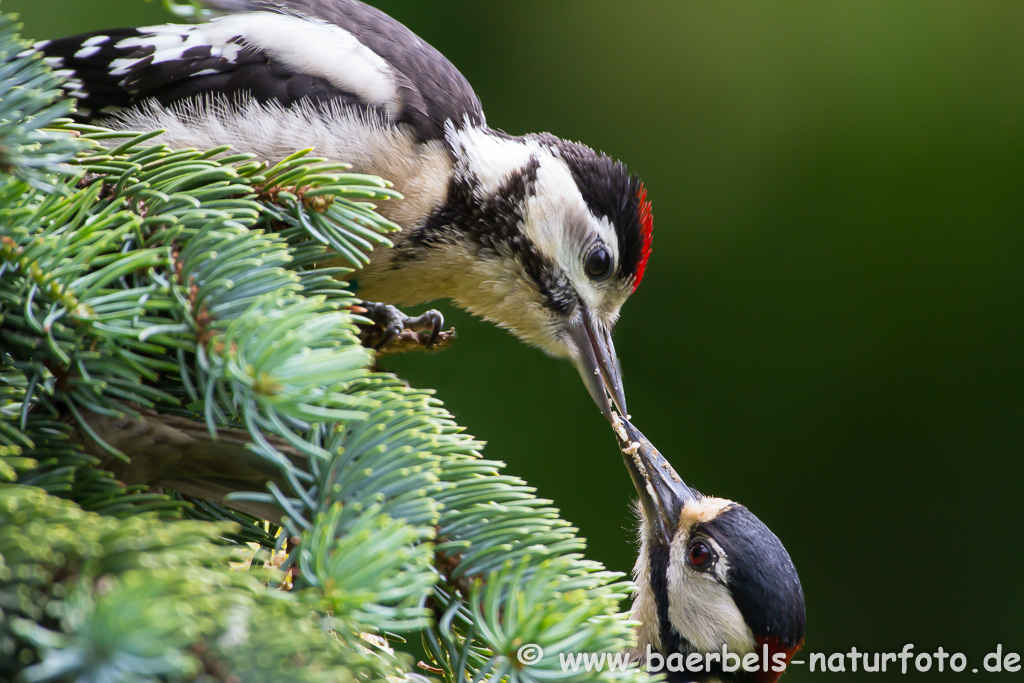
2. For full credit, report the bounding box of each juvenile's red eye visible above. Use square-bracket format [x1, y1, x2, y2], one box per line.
[688, 541, 712, 568]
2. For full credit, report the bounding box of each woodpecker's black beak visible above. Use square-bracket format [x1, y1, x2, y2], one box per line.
[613, 416, 700, 545]
[569, 310, 627, 423]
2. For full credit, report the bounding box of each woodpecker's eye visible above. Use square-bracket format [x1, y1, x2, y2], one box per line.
[584, 245, 614, 281]
[687, 540, 713, 569]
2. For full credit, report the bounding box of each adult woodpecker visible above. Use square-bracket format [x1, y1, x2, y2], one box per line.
[613, 417, 805, 683]
[39, 0, 652, 421]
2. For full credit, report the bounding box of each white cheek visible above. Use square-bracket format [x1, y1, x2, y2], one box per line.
[665, 535, 756, 656]
[521, 163, 624, 311]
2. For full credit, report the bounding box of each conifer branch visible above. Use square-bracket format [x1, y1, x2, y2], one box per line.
[0, 16, 644, 683]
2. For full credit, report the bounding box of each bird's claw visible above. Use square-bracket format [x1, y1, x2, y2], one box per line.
[403, 309, 445, 348]
[359, 302, 445, 350]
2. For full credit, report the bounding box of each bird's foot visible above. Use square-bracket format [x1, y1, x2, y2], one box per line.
[354, 302, 455, 354]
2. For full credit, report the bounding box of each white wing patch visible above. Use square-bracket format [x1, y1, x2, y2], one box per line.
[110, 23, 239, 77]
[217, 14, 399, 108]
[109, 13, 399, 110]
[74, 46, 101, 59]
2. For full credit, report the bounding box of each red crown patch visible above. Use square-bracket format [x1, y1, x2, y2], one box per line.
[633, 183, 653, 292]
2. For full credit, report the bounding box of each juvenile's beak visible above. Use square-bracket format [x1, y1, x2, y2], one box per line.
[613, 416, 700, 545]
[569, 309, 628, 423]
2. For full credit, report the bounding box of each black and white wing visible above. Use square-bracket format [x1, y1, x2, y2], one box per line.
[39, 0, 484, 142]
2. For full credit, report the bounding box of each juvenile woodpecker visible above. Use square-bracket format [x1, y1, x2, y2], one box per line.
[613, 417, 805, 683]
[40, 0, 652, 421]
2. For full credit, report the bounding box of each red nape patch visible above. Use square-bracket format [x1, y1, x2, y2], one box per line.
[632, 183, 653, 292]
[754, 636, 804, 683]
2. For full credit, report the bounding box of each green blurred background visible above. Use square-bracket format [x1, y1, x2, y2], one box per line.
[10, 0, 1024, 679]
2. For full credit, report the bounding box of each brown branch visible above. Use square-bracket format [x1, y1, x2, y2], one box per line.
[68, 406, 302, 523]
